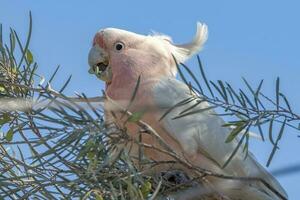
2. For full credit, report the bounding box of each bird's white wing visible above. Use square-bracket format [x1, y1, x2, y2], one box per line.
[152, 77, 287, 200]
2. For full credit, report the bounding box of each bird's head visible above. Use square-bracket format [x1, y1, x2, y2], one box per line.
[88, 23, 208, 87]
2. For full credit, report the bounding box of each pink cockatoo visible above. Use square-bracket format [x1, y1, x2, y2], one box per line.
[88, 23, 287, 200]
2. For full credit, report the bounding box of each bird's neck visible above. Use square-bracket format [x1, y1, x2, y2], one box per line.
[105, 75, 160, 111]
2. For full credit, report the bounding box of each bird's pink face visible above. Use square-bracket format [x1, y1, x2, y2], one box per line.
[88, 29, 124, 85]
[88, 28, 175, 89]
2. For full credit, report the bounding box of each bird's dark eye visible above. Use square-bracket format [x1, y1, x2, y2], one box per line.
[114, 42, 124, 51]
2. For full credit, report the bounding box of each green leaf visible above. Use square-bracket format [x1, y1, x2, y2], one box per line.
[218, 80, 228, 102]
[121, 75, 141, 120]
[5, 127, 14, 141]
[95, 193, 104, 200]
[279, 92, 292, 113]
[255, 79, 264, 96]
[0, 113, 11, 125]
[140, 181, 151, 198]
[267, 119, 286, 167]
[239, 90, 255, 109]
[222, 121, 246, 127]
[226, 83, 244, 107]
[223, 131, 248, 168]
[256, 122, 265, 141]
[9, 29, 15, 53]
[276, 77, 280, 110]
[197, 55, 214, 97]
[243, 133, 250, 160]
[26, 49, 33, 64]
[172, 105, 217, 120]
[59, 75, 72, 93]
[130, 75, 141, 104]
[181, 63, 204, 94]
[179, 99, 204, 115]
[0, 86, 5, 93]
[268, 117, 275, 145]
[210, 81, 227, 102]
[128, 111, 145, 122]
[87, 151, 95, 161]
[0, 24, 2, 45]
[173, 55, 188, 85]
[14, 12, 32, 69]
[159, 97, 195, 121]
[242, 77, 255, 94]
[225, 121, 247, 143]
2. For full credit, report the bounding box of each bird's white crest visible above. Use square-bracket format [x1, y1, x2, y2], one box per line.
[172, 22, 208, 63]
[150, 22, 208, 76]
[152, 22, 208, 63]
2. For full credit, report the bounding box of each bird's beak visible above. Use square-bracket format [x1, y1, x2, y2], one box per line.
[88, 45, 112, 83]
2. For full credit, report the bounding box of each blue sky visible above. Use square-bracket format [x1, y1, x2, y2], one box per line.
[1, 0, 300, 198]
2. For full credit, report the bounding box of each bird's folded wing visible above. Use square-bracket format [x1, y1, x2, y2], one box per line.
[152, 77, 287, 199]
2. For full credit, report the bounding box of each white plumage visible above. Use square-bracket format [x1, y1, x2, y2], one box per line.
[152, 78, 287, 200]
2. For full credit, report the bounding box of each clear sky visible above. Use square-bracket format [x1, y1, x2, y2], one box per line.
[1, 0, 300, 198]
